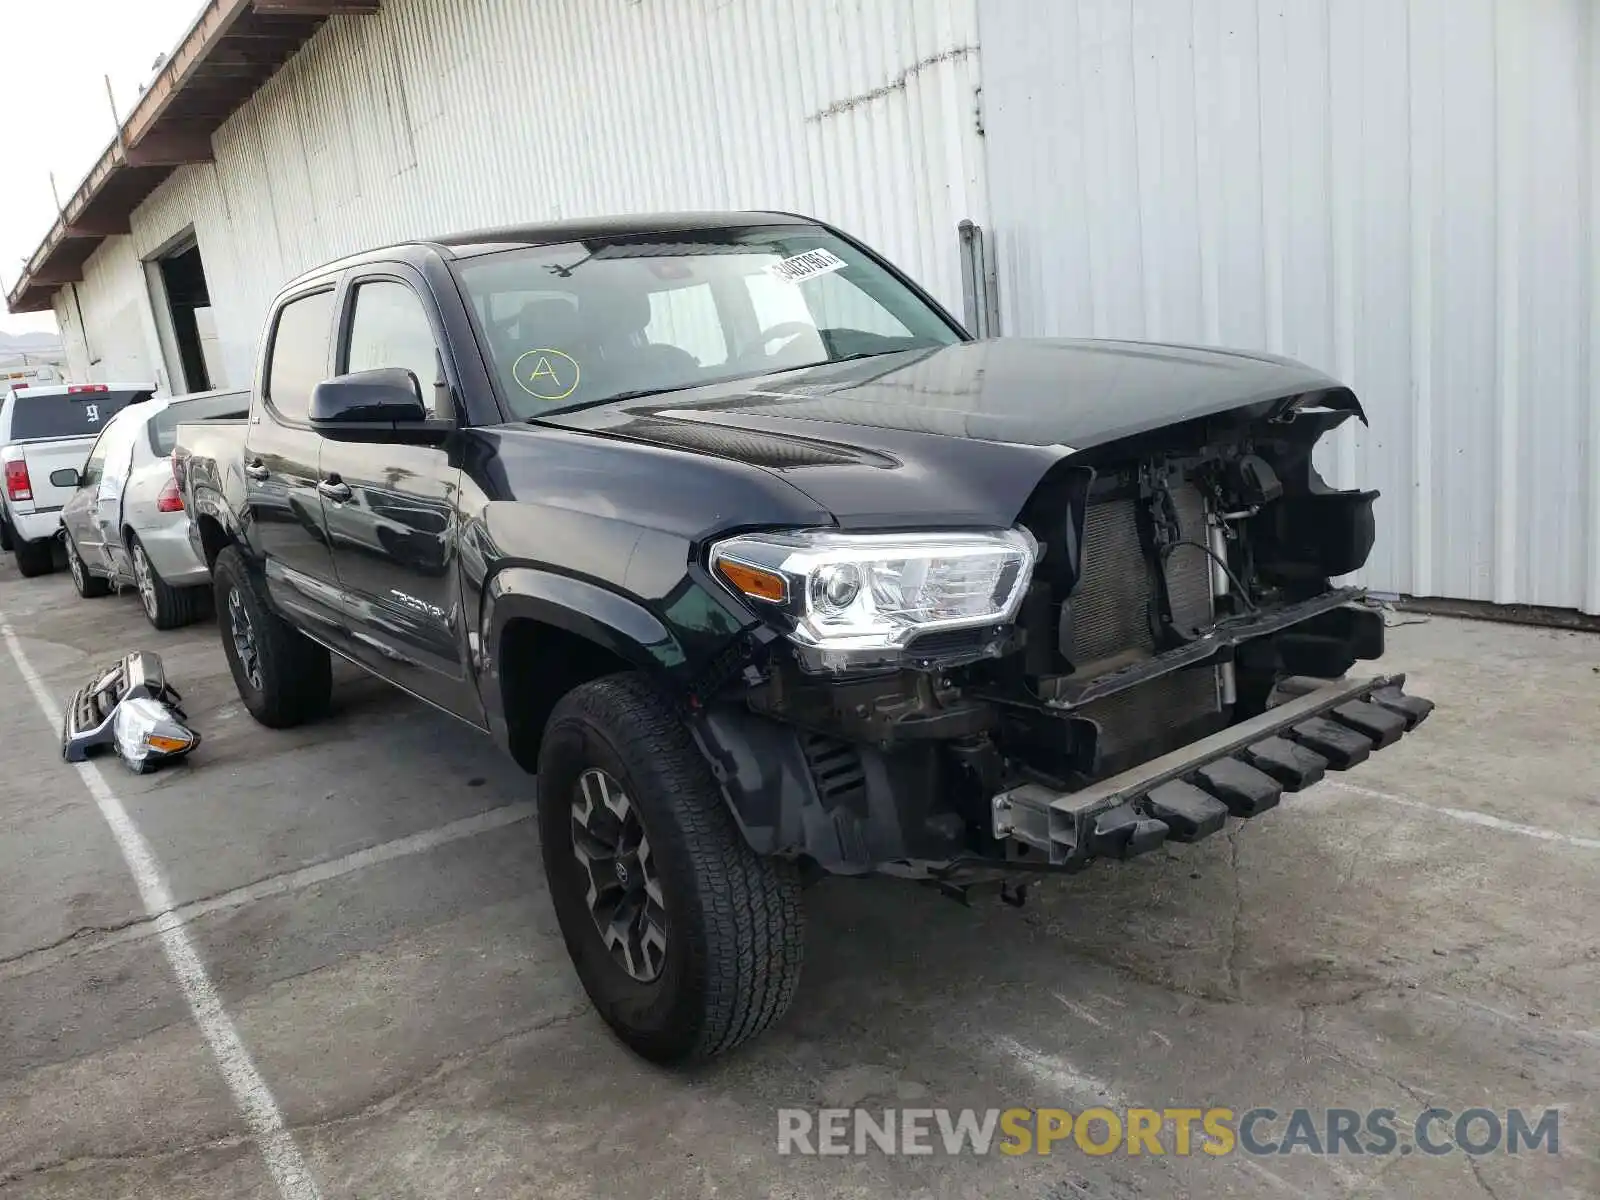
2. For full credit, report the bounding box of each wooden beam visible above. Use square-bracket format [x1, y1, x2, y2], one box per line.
[63, 214, 132, 238]
[250, 0, 379, 13]
[125, 131, 216, 168]
[31, 264, 85, 286]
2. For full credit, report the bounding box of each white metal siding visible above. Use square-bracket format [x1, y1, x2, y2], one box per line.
[55, 0, 1600, 616]
[980, 0, 1600, 614]
[65, 0, 986, 397]
[52, 238, 165, 388]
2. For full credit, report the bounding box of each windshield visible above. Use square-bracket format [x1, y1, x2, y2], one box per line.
[451, 225, 962, 417]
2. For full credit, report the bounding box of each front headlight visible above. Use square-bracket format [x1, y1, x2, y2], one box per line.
[710, 527, 1038, 673]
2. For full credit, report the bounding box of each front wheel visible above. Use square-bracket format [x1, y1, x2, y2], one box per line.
[212, 546, 331, 727]
[538, 673, 805, 1064]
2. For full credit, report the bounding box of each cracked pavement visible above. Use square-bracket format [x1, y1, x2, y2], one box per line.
[1, 558, 1597, 1198]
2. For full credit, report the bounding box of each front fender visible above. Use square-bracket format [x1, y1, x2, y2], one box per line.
[479, 566, 691, 741]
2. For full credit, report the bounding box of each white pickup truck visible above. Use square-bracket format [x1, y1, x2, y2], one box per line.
[1, 382, 155, 576]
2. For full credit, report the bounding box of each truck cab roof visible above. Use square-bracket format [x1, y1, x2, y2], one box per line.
[276, 211, 819, 292]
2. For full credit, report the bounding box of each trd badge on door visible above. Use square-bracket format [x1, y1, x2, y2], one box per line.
[390, 589, 446, 620]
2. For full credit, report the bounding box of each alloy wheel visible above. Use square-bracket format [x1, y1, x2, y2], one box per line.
[570, 767, 668, 982]
[132, 544, 157, 619]
[66, 540, 84, 591]
[227, 587, 263, 690]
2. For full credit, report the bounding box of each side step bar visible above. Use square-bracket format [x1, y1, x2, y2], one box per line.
[992, 674, 1433, 868]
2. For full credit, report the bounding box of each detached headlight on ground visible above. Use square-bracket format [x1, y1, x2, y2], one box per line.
[112, 696, 201, 774]
[711, 527, 1038, 672]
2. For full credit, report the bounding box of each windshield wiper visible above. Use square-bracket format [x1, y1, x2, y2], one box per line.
[523, 346, 935, 421]
[525, 386, 681, 419]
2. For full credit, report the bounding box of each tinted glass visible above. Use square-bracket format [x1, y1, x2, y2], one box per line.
[344, 281, 440, 415]
[148, 392, 250, 456]
[9, 389, 150, 440]
[452, 225, 960, 418]
[266, 290, 336, 422]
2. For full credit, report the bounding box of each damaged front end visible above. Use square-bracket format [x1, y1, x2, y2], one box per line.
[692, 387, 1432, 884]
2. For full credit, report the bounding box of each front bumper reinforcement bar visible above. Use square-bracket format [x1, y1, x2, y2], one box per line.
[992, 673, 1433, 868]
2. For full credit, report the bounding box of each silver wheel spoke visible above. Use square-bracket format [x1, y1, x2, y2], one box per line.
[228, 589, 263, 690]
[572, 768, 667, 982]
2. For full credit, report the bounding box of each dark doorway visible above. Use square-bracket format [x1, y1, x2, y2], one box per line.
[158, 242, 213, 393]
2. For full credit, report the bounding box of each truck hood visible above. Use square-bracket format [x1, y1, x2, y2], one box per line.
[535, 338, 1359, 528]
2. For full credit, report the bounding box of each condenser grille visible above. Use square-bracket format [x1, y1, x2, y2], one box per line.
[1068, 498, 1154, 667]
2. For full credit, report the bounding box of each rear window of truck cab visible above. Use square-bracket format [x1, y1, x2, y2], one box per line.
[9, 387, 152, 440]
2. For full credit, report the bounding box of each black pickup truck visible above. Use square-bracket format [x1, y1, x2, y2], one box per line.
[174, 211, 1432, 1063]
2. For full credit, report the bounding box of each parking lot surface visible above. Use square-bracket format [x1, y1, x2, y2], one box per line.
[1, 552, 1596, 1199]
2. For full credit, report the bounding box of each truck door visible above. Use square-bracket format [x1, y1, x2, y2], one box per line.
[319, 270, 481, 725]
[244, 286, 349, 645]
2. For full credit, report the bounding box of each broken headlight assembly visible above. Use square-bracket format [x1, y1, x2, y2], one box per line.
[61, 651, 201, 774]
[112, 696, 201, 774]
[710, 527, 1038, 673]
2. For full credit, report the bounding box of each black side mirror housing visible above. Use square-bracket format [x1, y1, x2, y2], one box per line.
[50, 467, 84, 488]
[309, 368, 452, 444]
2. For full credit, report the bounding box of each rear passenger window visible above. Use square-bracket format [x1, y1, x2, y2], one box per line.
[266, 290, 335, 422]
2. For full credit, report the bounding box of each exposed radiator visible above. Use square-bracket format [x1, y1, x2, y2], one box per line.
[1067, 483, 1213, 670]
[1064, 483, 1223, 768]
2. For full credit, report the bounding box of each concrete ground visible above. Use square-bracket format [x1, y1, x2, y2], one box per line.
[0, 553, 1595, 1200]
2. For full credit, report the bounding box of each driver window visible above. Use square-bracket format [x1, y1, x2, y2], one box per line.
[344, 280, 444, 417]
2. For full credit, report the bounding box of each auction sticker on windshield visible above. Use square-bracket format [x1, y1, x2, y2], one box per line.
[767, 248, 847, 284]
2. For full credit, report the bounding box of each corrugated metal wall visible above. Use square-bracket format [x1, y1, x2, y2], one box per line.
[62, 0, 986, 395]
[54, 0, 1600, 615]
[979, 0, 1600, 614]
[53, 238, 166, 387]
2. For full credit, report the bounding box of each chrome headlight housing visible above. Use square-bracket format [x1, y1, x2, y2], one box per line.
[112, 696, 201, 774]
[710, 527, 1038, 673]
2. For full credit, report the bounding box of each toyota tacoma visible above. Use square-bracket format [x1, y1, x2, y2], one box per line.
[174, 212, 1432, 1064]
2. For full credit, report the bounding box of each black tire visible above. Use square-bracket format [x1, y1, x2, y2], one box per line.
[63, 534, 112, 598]
[537, 673, 804, 1064]
[13, 536, 54, 578]
[129, 535, 203, 630]
[212, 545, 332, 727]
[0, 519, 12, 552]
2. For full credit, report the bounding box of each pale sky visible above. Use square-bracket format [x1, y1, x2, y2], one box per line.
[0, 0, 199, 334]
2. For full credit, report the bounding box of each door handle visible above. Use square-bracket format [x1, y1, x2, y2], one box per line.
[318, 477, 353, 503]
[244, 460, 269, 481]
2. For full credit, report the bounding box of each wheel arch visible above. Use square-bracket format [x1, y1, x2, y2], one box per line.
[482, 566, 690, 770]
[191, 498, 239, 571]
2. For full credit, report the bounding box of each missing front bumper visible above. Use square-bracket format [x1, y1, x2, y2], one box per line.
[992, 674, 1432, 868]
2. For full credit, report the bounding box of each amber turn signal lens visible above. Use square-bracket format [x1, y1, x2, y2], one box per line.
[717, 559, 787, 603]
[145, 734, 193, 753]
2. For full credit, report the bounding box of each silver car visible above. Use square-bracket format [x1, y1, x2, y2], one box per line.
[56, 389, 248, 628]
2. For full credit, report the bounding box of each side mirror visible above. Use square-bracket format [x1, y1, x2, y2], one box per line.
[310, 367, 426, 425]
[50, 467, 84, 488]
[308, 368, 452, 445]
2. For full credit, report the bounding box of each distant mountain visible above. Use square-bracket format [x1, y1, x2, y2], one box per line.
[0, 330, 61, 353]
